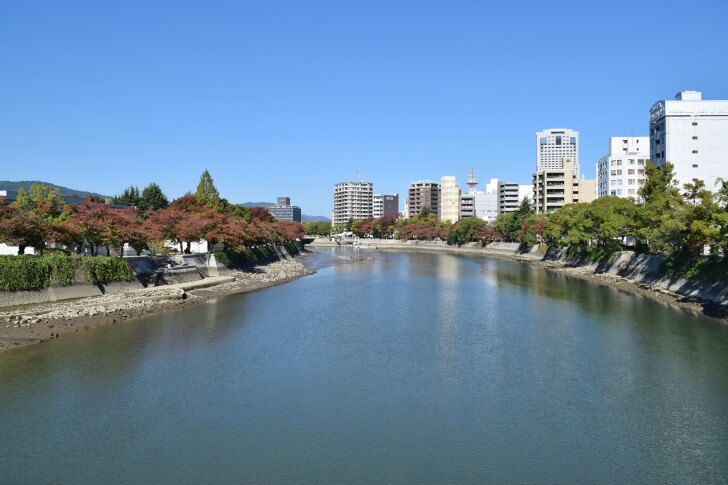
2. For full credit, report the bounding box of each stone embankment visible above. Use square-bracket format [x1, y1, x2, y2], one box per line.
[0, 257, 314, 352]
[310, 238, 727, 321]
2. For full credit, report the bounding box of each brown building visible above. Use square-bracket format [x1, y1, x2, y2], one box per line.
[407, 181, 439, 218]
[373, 194, 399, 218]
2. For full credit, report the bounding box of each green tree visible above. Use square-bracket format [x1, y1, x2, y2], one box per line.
[8, 184, 68, 253]
[13, 184, 67, 219]
[634, 162, 685, 252]
[138, 183, 169, 212]
[638, 162, 678, 204]
[447, 217, 487, 246]
[111, 186, 140, 207]
[304, 221, 332, 236]
[195, 170, 223, 211]
[418, 205, 431, 218]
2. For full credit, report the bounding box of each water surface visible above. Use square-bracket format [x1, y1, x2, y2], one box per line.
[1, 249, 727, 483]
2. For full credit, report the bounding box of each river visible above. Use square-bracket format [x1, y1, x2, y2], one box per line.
[1, 248, 727, 483]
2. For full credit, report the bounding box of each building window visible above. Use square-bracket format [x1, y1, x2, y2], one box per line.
[692, 164, 698, 168]
[692, 122, 698, 126]
[692, 136, 698, 140]
[692, 150, 698, 154]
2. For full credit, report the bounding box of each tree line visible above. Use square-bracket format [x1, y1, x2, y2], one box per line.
[0, 170, 305, 257]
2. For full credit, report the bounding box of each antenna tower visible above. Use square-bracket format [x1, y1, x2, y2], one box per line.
[467, 169, 478, 192]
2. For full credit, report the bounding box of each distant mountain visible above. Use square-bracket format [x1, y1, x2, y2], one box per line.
[241, 201, 330, 222]
[0, 181, 110, 200]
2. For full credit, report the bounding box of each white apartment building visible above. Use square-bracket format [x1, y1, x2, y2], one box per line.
[439, 176, 461, 223]
[596, 137, 649, 201]
[537, 128, 579, 175]
[498, 183, 533, 213]
[461, 178, 499, 222]
[333, 181, 373, 226]
[650, 90, 728, 192]
[373, 194, 383, 218]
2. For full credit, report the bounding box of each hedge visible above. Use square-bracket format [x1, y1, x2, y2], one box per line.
[0, 254, 133, 291]
[213, 245, 292, 268]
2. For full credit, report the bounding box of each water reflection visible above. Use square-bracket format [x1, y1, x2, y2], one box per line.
[1, 249, 727, 483]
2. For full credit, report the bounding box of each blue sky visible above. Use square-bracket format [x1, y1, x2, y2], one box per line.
[2, 0, 727, 216]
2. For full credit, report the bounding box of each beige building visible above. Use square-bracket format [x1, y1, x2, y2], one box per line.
[438, 176, 461, 223]
[533, 159, 596, 213]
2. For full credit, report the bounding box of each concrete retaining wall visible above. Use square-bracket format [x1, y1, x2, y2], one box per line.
[543, 249, 728, 306]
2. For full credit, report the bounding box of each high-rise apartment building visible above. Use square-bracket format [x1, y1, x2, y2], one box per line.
[650, 90, 728, 192]
[498, 183, 533, 213]
[533, 159, 595, 213]
[333, 181, 373, 226]
[537, 128, 579, 175]
[439, 176, 461, 223]
[373, 194, 399, 218]
[408, 181, 439, 217]
[596, 137, 649, 202]
[268, 196, 302, 222]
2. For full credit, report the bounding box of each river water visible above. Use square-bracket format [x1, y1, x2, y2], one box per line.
[1, 248, 727, 483]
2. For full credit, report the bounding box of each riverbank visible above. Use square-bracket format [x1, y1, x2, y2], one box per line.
[310, 239, 728, 323]
[0, 256, 314, 352]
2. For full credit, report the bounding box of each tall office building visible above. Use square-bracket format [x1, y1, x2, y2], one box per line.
[408, 181, 439, 217]
[650, 90, 728, 192]
[498, 183, 533, 213]
[333, 181, 373, 226]
[373, 194, 399, 218]
[268, 196, 302, 222]
[596, 137, 650, 202]
[533, 159, 596, 213]
[537, 128, 579, 175]
[439, 176, 461, 223]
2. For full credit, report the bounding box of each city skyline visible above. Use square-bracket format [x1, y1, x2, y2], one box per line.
[2, 0, 727, 216]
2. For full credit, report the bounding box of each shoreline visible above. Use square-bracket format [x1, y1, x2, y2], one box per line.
[0, 255, 315, 353]
[311, 240, 728, 324]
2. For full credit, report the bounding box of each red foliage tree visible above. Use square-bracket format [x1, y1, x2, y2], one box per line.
[0, 204, 50, 254]
[64, 200, 112, 256]
[249, 206, 276, 223]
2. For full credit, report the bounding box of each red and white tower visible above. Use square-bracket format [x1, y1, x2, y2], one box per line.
[467, 169, 478, 194]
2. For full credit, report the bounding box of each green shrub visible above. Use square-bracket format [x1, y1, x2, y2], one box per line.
[0, 255, 49, 291]
[213, 245, 283, 269]
[0, 254, 132, 291]
[80, 257, 133, 284]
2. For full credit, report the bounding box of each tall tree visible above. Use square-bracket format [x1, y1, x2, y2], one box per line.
[638, 162, 679, 204]
[195, 170, 222, 211]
